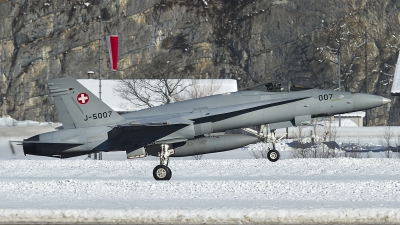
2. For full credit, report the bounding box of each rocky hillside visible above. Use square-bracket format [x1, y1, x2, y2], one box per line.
[0, 0, 399, 125]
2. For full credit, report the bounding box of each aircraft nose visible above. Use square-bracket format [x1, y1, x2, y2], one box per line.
[352, 93, 391, 111]
[382, 97, 392, 105]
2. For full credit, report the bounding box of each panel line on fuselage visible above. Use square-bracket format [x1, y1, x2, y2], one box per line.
[192, 96, 311, 124]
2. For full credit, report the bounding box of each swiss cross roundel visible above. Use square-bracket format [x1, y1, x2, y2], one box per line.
[77, 93, 89, 104]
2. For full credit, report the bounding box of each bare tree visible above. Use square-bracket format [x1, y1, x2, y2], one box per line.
[321, 117, 338, 158]
[290, 118, 339, 159]
[380, 125, 394, 158]
[115, 51, 192, 110]
[249, 148, 269, 159]
[290, 125, 309, 158]
[343, 138, 363, 159]
[395, 135, 400, 159]
[247, 141, 270, 159]
[174, 79, 221, 102]
[309, 118, 320, 158]
[308, 118, 339, 158]
[192, 154, 204, 160]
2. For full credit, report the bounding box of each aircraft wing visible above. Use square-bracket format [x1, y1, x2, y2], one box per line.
[391, 52, 400, 96]
[91, 114, 194, 151]
[97, 123, 191, 151]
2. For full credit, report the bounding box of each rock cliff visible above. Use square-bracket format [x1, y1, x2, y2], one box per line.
[0, 0, 399, 125]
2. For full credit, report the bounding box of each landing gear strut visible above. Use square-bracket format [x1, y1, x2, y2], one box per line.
[242, 126, 283, 162]
[153, 144, 174, 180]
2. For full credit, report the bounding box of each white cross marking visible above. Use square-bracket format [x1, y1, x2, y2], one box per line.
[78, 93, 89, 104]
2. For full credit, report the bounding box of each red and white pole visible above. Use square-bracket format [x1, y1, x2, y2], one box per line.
[106, 35, 119, 71]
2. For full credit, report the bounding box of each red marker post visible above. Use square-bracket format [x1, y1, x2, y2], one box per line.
[106, 35, 119, 71]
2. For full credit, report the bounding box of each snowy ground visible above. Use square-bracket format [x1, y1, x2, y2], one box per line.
[1, 117, 400, 224]
[1, 158, 400, 224]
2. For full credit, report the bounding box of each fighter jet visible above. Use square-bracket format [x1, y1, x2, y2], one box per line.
[21, 78, 390, 180]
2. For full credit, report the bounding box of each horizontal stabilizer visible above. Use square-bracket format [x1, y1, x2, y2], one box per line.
[23, 141, 84, 156]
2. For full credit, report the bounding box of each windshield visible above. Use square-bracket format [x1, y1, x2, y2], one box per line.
[244, 81, 312, 92]
[290, 83, 313, 91]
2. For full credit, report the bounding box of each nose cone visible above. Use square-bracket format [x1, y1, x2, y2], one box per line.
[352, 93, 391, 111]
[382, 97, 392, 105]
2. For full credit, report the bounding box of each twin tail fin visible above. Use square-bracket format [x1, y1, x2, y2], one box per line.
[48, 77, 125, 129]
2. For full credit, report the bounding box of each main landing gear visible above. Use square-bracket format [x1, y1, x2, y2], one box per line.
[153, 144, 174, 180]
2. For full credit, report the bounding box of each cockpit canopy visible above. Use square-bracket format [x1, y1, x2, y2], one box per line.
[244, 81, 312, 92]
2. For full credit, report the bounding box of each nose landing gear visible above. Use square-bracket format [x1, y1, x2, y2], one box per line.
[267, 146, 280, 162]
[242, 126, 284, 162]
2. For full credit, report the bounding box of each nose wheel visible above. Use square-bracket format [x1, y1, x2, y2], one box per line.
[267, 148, 280, 162]
[266, 132, 282, 162]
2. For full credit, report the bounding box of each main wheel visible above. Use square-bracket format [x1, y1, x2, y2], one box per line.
[153, 165, 172, 180]
[267, 149, 280, 162]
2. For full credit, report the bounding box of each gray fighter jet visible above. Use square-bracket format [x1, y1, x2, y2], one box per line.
[21, 78, 390, 180]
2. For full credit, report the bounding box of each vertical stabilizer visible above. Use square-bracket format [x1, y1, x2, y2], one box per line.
[48, 77, 125, 129]
[391, 52, 400, 96]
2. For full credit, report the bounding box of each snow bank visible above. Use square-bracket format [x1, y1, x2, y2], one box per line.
[0, 116, 59, 127]
[1, 208, 400, 224]
[1, 159, 400, 224]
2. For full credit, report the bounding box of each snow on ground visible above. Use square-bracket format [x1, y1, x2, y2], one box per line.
[1, 118, 400, 224]
[1, 159, 400, 224]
